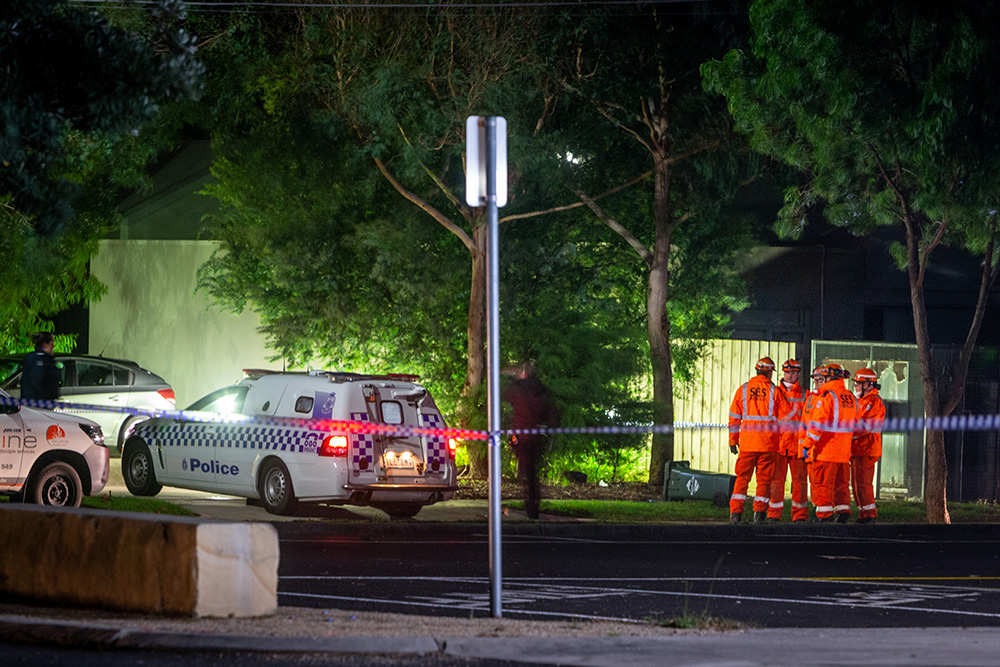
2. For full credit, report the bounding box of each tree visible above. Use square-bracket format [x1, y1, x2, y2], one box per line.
[194, 4, 654, 474]
[703, 0, 1000, 522]
[0, 0, 203, 349]
[540, 4, 755, 487]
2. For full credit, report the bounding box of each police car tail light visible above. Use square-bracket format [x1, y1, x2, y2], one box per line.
[319, 435, 349, 457]
[447, 438, 457, 460]
[158, 388, 176, 405]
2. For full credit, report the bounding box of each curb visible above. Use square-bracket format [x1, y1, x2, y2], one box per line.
[0, 616, 441, 655]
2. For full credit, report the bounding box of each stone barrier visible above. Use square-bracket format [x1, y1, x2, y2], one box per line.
[0, 505, 278, 618]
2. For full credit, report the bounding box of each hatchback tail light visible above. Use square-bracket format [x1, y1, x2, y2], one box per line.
[319, 435, 349, 457]
[157, 388, 176, 405]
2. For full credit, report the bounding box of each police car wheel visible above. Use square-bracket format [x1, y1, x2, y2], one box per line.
[31, 462, 82, 508]
[117, 416, 148, 452]
[374, 502, 422, 519]
[122, 439, 163, 496]
[258, 459, 299, 516]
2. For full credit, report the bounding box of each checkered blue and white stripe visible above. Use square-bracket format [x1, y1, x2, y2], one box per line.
[136, 423, 324, 454]
[421, 412, 448, 465]
[350, 412, 374, 469]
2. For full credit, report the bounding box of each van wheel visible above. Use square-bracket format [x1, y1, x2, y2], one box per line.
[31, 462, 83, 507]
[258, 459, 299, 515]
[374, 503, 422, 519]
[712, 492, 729, 508]
[122, 439, 162, 496]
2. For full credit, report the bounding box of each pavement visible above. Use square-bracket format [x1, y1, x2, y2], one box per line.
[3, 464, 1000, 665]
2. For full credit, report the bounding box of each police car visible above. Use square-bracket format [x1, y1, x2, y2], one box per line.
[0, 389, 109, 507]
[121, 370, 458, 518]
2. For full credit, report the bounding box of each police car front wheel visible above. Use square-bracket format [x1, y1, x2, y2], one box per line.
[31, 462, 83, 508]
[122, 439, 163, 496]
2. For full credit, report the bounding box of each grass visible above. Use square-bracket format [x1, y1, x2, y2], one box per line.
[0, 492, 197, 516]
[80, 494, 198, 516]
[505, 498, 1000, 523]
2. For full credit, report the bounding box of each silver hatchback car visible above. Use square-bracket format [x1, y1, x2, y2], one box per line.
[0, 354, 175, 454]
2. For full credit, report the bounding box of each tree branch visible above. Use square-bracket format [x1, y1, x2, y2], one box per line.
[941, 229, 1000, 417]
[500, 170, 653, 223]
[373, 157, 476, 254]
[570, 186, 653, 267]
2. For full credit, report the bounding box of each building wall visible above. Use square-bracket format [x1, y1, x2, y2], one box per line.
[673, 339, 796, 475]
[89, 240, 277, 407]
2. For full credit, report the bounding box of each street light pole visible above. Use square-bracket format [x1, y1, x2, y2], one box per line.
[485, 116, 503, 618]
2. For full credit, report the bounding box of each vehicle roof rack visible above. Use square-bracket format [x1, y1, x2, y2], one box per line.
[306, 370, 421, 383]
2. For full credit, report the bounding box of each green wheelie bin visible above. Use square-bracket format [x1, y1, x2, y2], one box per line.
[663, 460, 735, 508]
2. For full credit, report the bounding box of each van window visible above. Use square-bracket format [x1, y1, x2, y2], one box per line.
[381, 401, 403, 425]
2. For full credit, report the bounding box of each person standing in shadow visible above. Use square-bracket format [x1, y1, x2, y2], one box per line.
[21, 331, 59, 402]
[502, 361, 559, 520]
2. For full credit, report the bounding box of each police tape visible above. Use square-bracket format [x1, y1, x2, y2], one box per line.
[5, 395, 1000, 442]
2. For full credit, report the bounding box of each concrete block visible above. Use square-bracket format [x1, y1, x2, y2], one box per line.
[0, 505, 278, 618]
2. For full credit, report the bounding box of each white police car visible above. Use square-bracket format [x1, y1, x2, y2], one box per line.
[0, 389, 109, 507]
[121, 370, 458, 518]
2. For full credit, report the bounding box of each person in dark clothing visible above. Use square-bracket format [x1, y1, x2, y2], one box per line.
[502, 362, 559, 520]
[21, 331, 59, 401]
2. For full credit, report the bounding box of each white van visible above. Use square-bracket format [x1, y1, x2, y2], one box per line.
[121, 370, 458, 518]
[0, 389, 109, 507]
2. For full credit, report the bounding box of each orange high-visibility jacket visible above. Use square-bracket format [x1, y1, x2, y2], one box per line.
[728, 375, 792, 452]
[798, 390, 822, 458]
[852, 389, 885, 458]
[777, 382, 805, 456]
[804, 380, 857, 464]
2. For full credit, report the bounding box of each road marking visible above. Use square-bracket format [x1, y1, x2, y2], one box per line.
[280, 576, 1000, 620]
[278, 591, 642, 623]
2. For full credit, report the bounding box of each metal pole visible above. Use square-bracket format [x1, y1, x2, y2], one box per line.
[485, 116, 503, 618]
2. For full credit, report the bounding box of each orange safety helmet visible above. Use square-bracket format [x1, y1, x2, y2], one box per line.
[814, 365, 840, 380]
[782, 359, 801, 372]
[853, 368, 878, 383]
[755, 357, 776, 372]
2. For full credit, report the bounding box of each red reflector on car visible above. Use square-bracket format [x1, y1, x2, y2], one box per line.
[158, 388, 176, 405]
[319, 435, 349, 457]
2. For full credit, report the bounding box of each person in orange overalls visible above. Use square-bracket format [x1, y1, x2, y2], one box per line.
[851, 368, 885, 524]
[798, 366, 826, 517]
[728, 357, 792, 524]
[767, 359, 808, 523]
[803, 365, 857, 522]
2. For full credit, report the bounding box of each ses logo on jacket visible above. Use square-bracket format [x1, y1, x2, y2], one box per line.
[182, 458, 240, 476]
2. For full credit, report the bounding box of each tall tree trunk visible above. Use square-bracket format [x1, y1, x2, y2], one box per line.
[464, 223, 489, 478]
[903, 213, 950, 523]
[647, 155, 675, 488]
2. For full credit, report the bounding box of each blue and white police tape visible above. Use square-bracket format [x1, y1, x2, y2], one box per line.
[4, 395, 1000, 440]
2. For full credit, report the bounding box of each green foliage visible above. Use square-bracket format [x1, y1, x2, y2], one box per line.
[0, 0, 204, 352]
[702, 0, 1000, 252]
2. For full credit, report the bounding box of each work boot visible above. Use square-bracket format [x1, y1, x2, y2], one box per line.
[766, 517, 780, 524]
[793, 518, 807, 523]
[814, 516, 834, 523]
[754, 510, 767, 524]
[729, 513, 742, 524]
[857, 516, 876, 524]
[836, 513, 850, 524]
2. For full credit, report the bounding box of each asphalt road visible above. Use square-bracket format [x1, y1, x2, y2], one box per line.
[275, 524, 1000, 627]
